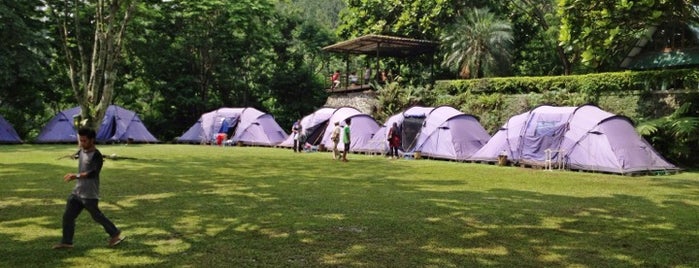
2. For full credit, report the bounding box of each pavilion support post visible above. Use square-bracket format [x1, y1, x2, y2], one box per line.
[430, 52, 435, 84]
[345, 52, 350, 90]
[375, 42, 381, 85]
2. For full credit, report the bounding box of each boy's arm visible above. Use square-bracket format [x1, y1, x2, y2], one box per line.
[81, 151, 104, 179]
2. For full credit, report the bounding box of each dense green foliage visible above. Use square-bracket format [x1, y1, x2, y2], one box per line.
[558, 0, 699, 71]
[508, 0, 572, 75]
[1, 145, 698, 267]
[0, 0, 337, 141]
[120, 0, 337, 138]
[337, 0, 470, 40]
[0, 0, 697, 156]
[637, 102, 699, 166]
[0, 0, 51, 137]
[123, 0, 282, 139]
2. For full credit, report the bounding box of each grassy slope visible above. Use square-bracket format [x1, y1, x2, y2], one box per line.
[0, 145, 697, 267]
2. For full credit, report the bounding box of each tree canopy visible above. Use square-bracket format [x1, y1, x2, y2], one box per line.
[0, 0, 697, 141]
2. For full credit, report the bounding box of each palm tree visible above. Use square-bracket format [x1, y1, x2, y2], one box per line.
[440, 7, 514, 79]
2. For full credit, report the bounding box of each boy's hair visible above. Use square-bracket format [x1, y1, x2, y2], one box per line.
[78, 127, 97, 140]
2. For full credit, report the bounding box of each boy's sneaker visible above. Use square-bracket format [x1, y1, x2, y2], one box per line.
[52, 243, 74, 249]
[108, 232, 125, 247]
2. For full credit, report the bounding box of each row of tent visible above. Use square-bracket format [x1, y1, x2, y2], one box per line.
[277, 106, 491, 162]
[0, 104, 679, 174]
[276, 105, 677, 175]
[0, 105, 288, 146]
[35, 105, 159, 143]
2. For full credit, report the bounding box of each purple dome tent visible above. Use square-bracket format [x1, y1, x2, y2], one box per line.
[0, 115, 22, 144]
[35, 106, 81, 143]
[410, 106, 490, 160]
[36, 105, 158, 143]
[468, 112, 529, 163]
[469, 104, 678, 174]
[178, 108, 244, 144]
[279, 107, 336, 148]
[278, 107, 380, 152]
[232, 108, 288, 146]
[364, 106, 490, 160]
[178, 107, 287, 146]
[361, 112, 407, 154]
[361, 106, 434, 154]
[319, 107, 381, 153]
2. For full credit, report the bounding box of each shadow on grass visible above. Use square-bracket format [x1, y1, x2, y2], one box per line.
[0, 146, 698, 267]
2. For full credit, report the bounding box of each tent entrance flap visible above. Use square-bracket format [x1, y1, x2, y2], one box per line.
[402, 116, 425, 152]
[522, 121, 568, 162]
[219, 117, 238, 138]
[108, 117, 117, 140]
[305, 120, 329, 145]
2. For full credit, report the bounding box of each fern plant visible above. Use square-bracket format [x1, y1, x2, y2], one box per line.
[637, 103, 699, 166]
[374, 82, 434, 123]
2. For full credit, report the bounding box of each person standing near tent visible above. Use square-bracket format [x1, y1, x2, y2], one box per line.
[388, 122, 401, 159]
[53, 127, 124, 249]
[341, 118, 351, 162]
[291, 119, 302, 153]
[331, 121, 341, 160]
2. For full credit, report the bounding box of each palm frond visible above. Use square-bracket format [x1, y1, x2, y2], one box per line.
[636, 123, 659, 136]
[636, 118, 665, 136]
[669, 117, 699, 138]
[439, 7, 513, 78]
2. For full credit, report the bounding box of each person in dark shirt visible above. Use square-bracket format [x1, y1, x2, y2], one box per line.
[53, 127, 124, 249]
[291, 119, 302, 153]
[388, 122, 401, 159]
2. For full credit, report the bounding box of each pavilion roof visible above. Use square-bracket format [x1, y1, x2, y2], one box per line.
[322, 34, 438, 58]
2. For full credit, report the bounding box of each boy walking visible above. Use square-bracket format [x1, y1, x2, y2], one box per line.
[53, 127, 125, 249]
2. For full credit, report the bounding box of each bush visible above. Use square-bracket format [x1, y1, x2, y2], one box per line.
[435, 69, 699, 95]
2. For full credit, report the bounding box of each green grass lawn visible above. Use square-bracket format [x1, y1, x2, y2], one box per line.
[1, 144, 698, 267]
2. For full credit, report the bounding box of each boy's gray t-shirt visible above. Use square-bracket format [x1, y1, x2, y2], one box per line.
[72, 149, 103, 199]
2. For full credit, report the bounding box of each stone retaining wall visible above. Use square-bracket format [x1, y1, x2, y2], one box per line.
[324, 90, 378, 115]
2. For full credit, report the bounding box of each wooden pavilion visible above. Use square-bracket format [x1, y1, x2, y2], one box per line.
[322, 34, 438, 93]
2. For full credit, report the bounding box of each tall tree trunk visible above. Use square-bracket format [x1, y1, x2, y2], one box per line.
[52, 0, 136, 131]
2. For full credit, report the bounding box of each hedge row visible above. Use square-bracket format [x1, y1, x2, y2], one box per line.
[434, 69, 699, 95]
